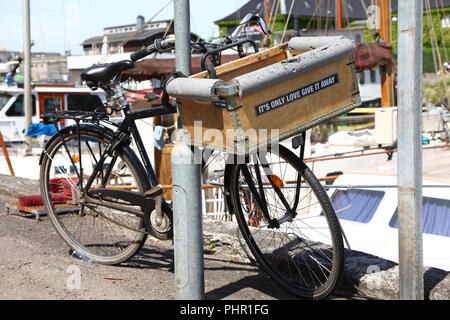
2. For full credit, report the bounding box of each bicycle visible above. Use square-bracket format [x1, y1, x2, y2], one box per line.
[39, 13, 344, 299]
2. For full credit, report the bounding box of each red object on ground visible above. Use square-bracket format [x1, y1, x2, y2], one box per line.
[17, 178, 77, 207]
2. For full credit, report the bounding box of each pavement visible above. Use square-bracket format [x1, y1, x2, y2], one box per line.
[0, 174, 448, 301]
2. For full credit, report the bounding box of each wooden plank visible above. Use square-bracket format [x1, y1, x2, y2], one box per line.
[0, 131, 15, 176]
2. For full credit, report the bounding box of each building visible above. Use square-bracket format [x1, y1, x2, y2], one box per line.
[69, 15, 203, 86]
[31, 53, 69, 82]
[82, 16, 178, 56]
[0, 49, 69, 83]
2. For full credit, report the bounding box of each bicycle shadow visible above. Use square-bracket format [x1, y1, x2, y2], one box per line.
[120, 244, 175, 272]
[119, 245, 300, 300]
[204, 270, 300, 300]
[120, 244, 257, 274]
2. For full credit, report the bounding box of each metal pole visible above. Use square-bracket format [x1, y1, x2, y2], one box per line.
[397, 0, 424, 300]
[23, 0, 32, 154]
[172, 0, 204, 300]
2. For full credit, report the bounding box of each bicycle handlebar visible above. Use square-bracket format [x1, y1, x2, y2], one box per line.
[130, 36, 176, 61]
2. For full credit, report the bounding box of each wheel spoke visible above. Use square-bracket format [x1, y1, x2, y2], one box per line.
[232, 145, 344, 299]
[40, 129, 147, 265]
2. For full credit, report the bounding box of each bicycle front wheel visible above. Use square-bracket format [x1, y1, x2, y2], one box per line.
[230, 144, 344, 299]
[40, 125, 150, 265]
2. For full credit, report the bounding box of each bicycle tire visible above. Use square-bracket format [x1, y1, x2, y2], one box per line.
[40, 125, 151, 265]
[230, 144, 344, 299]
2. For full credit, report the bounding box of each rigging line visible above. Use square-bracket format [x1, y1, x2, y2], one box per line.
[341, 0, 351, 29]
[426, 0, 444, 72]
[99, 0, 174, 64]
[425, 0, 448, 95]
[314, 0, 321, 32]
[269, 0, 277, 21]
[305, 0, 323, 30]
[358, 0, 369, 19]
[270, 0, 281, 31]
[324, 0, 331, 32]
[281, 0, 295, 43]
[425, 0, 439, 73]
[436, 0, 449, 62]
[317, 0, 324, 32]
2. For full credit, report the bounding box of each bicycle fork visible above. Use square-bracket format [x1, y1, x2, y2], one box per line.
[236, 152, 300, 229]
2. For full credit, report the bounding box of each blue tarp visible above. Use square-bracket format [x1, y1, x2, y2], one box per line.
[25, 123, 58, 136]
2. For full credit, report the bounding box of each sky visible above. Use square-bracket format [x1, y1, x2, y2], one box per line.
[0, 0, 249, 55]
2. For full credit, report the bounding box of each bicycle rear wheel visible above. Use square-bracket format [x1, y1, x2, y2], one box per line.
[40, 125, 150, 265]
[230, 144, 344, 299]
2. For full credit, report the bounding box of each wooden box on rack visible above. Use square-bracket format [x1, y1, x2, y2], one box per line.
[177, 38, 361, 154]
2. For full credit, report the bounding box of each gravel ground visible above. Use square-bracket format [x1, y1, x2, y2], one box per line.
[0, 174, 312, 301]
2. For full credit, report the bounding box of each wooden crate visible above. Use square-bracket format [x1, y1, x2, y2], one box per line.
[177, 40, 360, 154]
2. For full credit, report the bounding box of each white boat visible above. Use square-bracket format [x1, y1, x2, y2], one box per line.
[327, 173, 450, 271]
[0, 83, 106, 143]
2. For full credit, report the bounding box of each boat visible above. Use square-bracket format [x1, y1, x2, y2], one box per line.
[0, 83, 106, 143]
[287, 143, 450, 272]
[328, 173, 450, 271]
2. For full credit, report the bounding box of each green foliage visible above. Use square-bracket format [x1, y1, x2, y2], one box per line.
[423, 47, 449, 73]
[423, 77, 450, 103]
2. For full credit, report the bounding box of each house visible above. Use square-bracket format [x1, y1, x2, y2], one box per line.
[31, 53, 69, 82]
[0, 50, 68, 83]
[69, 15, 203, 86]
[81, 16, 176, 56]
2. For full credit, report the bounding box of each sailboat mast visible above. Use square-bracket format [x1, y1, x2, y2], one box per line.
[23, 0, 32, 152]
[379, 0, 395, 107]
[337, 0, 343, 29]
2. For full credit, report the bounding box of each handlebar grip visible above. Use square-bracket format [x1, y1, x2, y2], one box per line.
[130, 44, 155, 61]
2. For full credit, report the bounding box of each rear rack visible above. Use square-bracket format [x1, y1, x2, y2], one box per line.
[42, 109, 115, 125]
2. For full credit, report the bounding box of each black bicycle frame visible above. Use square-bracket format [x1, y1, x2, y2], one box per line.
[82, 102, 177, 194]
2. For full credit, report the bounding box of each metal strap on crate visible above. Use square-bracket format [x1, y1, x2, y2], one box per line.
[229, 36, 355, 98]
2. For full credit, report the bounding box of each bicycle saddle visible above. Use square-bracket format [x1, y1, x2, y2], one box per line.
[81, 60, 135, 86]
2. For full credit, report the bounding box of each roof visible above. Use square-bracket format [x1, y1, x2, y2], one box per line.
[82, 36, 104, 45]
[120, 53, 241, 81]
[82, 29, 167, 46]
[103, 19, 171, 31]
[82, 30, 204, 49]
[105, 28, 168, 43]
[215, 0, 450, 23]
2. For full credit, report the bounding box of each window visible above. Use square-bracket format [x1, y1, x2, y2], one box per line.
[330, 189, 385, 223]
[370, 69, 377, 83]
[43, 97, 61, 113]
[0, 93, 13, 111]
[358, 72, 365, 85]
[389, 197, 450, 237]
[67, 94, 104, 112]
[5, 94, 36, 117]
